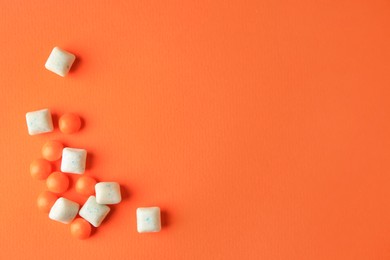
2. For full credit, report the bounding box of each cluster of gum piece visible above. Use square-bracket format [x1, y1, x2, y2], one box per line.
[27, 108, 123, 239]
[28, 47, 162, 239]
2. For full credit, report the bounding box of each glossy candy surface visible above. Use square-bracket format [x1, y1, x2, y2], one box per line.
[42, 141, 64, 161]
[37, 191, 58, 213]
[59, 113, 81, 134]
[30, 158, 52, 180]
[70, 218, 92, 239]
[46, 172, 69, 193]
[75, 176, 97, 196]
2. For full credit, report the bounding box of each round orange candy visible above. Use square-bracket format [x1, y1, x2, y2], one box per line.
[30, 158, 52, 180]
[59, 113, 81, 134]
[75, 176, 97, 196]
[46, 172, 69, 193]
[70, 218, 92, 239]
[37, 191, 58, 213]
[42, 140, 64, 161]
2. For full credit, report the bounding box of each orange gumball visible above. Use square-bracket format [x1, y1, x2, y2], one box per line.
[42, 140, 64, 161]
[70, 218, 92, 239]
[59, 113, 81, 134]
[46, 172, 69, 193]
[75, 176, 97, 196]
[37, 191, 58, 213]
[30, 158, 52, 180]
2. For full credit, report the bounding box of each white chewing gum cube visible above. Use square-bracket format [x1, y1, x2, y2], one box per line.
[95, 182, 121, 205]
[49, 197, 80, 224]
[25, 108, 54, 135]
[136, 207, 161, 233]
[79, 196, 110, 227]
[61, 148, 87, 174]
[45, 47, 76, 77]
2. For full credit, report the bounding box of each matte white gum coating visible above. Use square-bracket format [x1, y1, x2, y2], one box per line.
[79, 196, 110, 227]
[49, 197, 80, 224]
[26, 108, 54, 135]
[136, 207, 161, 233]
[61, 148, 87, 174]
[95, 182, 122, 205]
[45, 47, 76, 77]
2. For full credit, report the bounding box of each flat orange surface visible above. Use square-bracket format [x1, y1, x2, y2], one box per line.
[1, 1, 390, 259]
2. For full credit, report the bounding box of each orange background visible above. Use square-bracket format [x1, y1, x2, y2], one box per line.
[1, 1, 390, 259]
